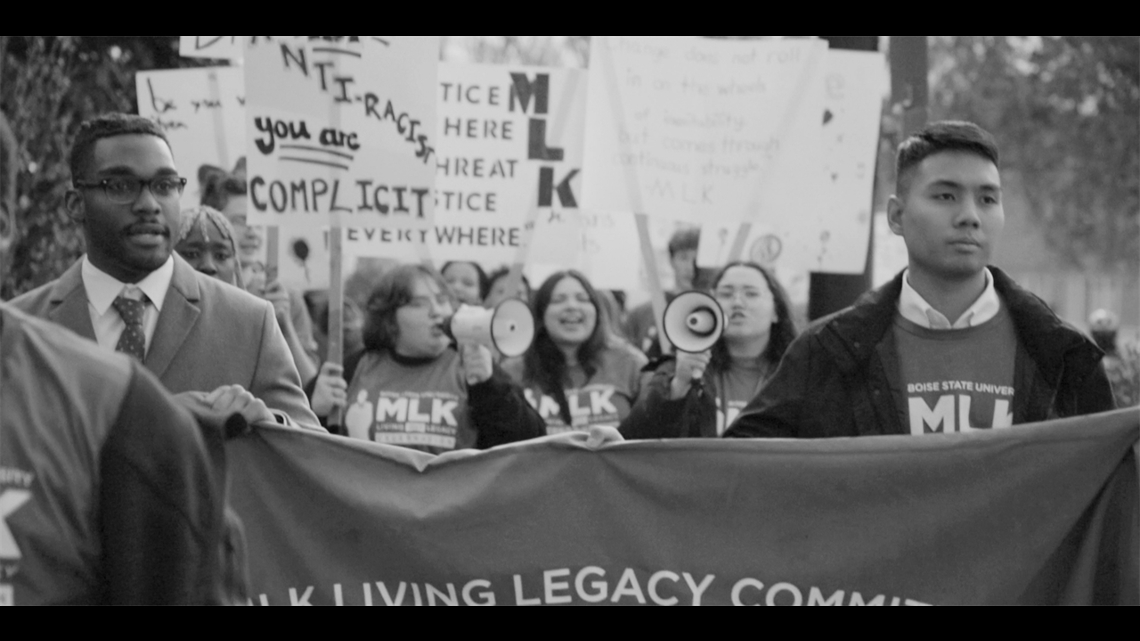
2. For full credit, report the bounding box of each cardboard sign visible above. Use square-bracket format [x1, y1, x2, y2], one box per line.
[179, 36, 298, 61]
[819, 51, 888, 273]
[697, 49, 888, 278]
[582, 36, 828, 229]
[136, 67, 246, 198]
[332, 64, 589, 267]
[528, 210, 642, 291]
[244, 37, 439, 231]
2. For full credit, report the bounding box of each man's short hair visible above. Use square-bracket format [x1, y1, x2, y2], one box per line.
[668, 227, 701, 258]
[896, 121, 1000, 196]
[69, 113, 171, 181]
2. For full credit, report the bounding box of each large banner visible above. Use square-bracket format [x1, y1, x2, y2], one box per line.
[244, 37, 439, 231]
[228, 410, 1139, 606]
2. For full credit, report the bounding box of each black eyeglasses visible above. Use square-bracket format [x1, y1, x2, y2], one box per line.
[74, 176, 188, 205]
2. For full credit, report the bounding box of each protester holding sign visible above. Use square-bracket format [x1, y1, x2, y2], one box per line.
[503, 271, 648, 434]
[728, 122, 1116, 440]
[330, 264, 544, 453]
[622, 262, 798, 440]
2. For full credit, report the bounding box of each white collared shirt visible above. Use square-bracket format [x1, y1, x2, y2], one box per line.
[899, 269, 1001, 330]
[81, 256, 174, 353]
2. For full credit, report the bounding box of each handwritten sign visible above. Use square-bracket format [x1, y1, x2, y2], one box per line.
[244, 37, 439, 231]
[529, 210, 642, 291]
[582, 36, 828, 229]
[330, 64, 587, 267]
[179, 36, 299, 61]
[135, 67, 246, 196]
[818, 51, 887, 273]
[697, 49, 888, 276]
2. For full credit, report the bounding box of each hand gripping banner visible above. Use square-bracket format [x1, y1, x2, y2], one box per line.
[227, 410, 1139, 606]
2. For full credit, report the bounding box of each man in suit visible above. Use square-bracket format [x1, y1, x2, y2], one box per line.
[11, 113, 320, 430]
[1, 120, 229, 605]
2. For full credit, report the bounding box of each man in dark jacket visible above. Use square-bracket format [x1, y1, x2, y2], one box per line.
[728, 122, 1115, 439]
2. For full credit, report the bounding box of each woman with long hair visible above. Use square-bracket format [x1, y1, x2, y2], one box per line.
[315, 264, 545, 453]
[503, 271, 648, 434]
[621, 262, 798, 439]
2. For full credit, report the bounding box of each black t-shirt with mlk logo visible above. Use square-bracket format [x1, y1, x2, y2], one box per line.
[503, 345, 648, 435]
[894, 304, 1020, 435]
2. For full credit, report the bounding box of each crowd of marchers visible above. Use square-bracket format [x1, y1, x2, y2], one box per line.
[0, 114, 1136, 605]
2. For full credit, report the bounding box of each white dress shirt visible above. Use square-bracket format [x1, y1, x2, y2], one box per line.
[898, 268, 1001, 330]
[81, 256, 175, 353]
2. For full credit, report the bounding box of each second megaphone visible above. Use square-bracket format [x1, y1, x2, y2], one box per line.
[663, 291, 725, 354]
[445, 299, 536, 358]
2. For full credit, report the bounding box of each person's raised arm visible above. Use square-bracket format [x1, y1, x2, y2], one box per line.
[463, 345, 546, 449]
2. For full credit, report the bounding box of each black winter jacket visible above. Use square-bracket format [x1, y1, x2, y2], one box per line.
[727, 268, 1116, 439]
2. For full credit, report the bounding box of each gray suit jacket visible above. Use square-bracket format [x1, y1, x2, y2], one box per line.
[11, 254, 321, 430]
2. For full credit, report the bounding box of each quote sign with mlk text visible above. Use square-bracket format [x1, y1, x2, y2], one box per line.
[244, 37, 439, 232]
[582, 36, 828, 230]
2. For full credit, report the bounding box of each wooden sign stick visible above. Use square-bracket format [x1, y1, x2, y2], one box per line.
[636, 214, 670, 355]
[326, 56, 346, 429]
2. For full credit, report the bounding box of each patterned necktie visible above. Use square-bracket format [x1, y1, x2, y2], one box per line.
[112, 295, 148, 362]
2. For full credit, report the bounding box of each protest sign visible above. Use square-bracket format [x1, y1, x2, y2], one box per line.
[180, 36, 248, 61]
[528, 210, 642, 291]
[179, 36, 299, 61]
[582, 36, 828, 230]
[431, 64, 586, 265]
[228, 410, 1139, 606]
[818, 51, 888, 273]
[696, 49, 888, 277]
[136, 67, 246, 198]
[244, 37, 439, 232]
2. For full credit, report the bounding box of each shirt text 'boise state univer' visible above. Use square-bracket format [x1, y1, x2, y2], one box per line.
[894, 304, 1019, 436]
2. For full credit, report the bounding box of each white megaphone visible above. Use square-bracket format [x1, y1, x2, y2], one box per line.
[663, 291, 725, 354]
[445, 299, 536, 358]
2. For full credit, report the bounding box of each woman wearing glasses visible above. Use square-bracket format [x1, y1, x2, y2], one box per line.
[311, 264, 545, 454]
[621, 262, 799, 440]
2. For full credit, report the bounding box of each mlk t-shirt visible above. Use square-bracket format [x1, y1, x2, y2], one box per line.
[713, 359, 773, 436]
[344, 350, 474, 455]
[894, 304, 1019, 436]
[503, 346, 648, 435]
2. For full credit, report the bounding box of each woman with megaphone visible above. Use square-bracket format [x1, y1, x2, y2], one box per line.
[502, 271, 649, 435]
[309, 264, 545, 454]
[621, 262, 798, 439]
